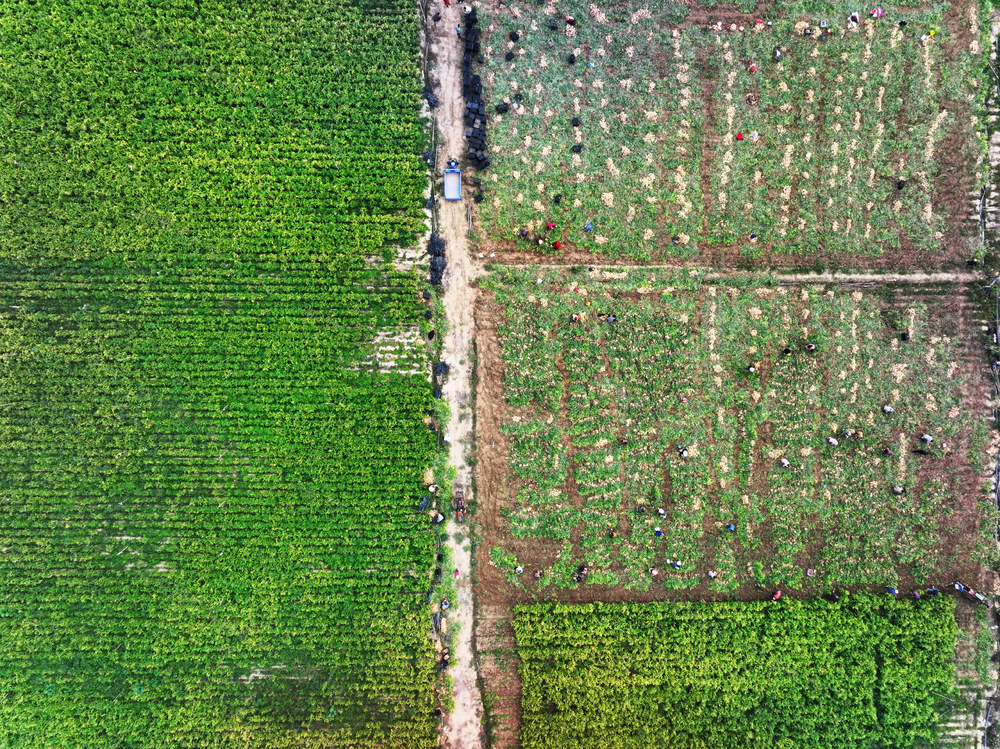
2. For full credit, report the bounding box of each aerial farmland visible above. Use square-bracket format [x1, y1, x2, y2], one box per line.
[0, 0, 997, 748]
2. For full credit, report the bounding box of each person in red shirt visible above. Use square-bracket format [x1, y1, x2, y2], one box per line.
[546, 221, 555, 230]
[553, 241, 562, 250]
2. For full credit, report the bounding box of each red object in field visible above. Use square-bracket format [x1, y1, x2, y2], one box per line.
[546, 221, 555, 230]
[748, 64, 757, 73]
[736, 133, 744, 141]
[772, 590, 782, 600]
[553, 241, 562, 250]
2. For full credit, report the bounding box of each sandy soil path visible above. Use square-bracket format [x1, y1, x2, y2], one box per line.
[505, 266, 985, 285]
[426, 5, 485, 749]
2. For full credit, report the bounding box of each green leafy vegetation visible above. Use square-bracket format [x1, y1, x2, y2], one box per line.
[484, 268, 987, 592]
[0, 0, 439, 746]
[515, 595, 959, 749]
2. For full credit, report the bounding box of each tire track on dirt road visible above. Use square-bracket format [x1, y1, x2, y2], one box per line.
[426, 5, 486, 748]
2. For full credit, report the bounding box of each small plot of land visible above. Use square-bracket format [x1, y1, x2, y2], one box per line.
[515, 596, 960, 749]
[476, 268, 990, 599]
[477, 1, 986, 265]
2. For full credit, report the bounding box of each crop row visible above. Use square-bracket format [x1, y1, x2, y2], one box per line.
[515, 595, 959, 748]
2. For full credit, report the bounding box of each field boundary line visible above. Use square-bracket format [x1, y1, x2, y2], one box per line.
[492, 265, 984, 285]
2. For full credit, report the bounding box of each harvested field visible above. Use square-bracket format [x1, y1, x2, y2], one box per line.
[474, 268, 994, 603]
[476, 0, 988, 267]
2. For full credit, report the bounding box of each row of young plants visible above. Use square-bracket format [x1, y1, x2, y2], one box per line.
[514, 595, 959, 748]
[476, 0, 989, 263]
[484, 268, 991, 593]
[0, 0, 441, 746]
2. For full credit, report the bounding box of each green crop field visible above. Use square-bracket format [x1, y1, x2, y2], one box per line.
[477, 0, 988, 263]
[479, 268, 990, 593]
[0, 1, 439, 747]
[515, 596, 959, 749]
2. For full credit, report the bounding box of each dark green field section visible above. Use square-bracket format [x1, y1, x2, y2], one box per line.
[515, 596, 959, 749]
[0, 1, 436, 747]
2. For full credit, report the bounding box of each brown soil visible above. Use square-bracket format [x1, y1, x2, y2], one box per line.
[474, 605, 522, 749]
[937, 0, 984, 258]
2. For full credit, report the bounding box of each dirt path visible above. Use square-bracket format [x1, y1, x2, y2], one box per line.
[426, 5, 485, 749]
[503, 266, 985, 285]
[705, 271, 985, 284]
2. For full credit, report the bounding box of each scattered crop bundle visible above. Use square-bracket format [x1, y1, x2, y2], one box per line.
[481, 269, 988, 593]
[0, 0, 440, 746]
[481, 1, 704, 260]
[516, 596, 959, 749]
[703, 5, 985, 258]
[463, 9, 491, 170]
[477, 1, 989, 264]
[428, 231, 447, 285]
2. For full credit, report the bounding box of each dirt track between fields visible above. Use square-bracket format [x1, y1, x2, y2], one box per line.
[427, 4, 486, 748]
[497, 267, 986, 285]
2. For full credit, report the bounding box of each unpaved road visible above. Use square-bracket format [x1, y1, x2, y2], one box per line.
[506, 266, 985, 285]
[427, 4, 485, 748]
